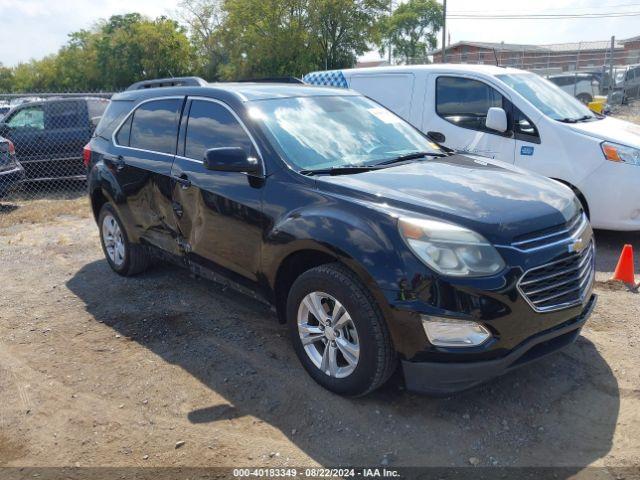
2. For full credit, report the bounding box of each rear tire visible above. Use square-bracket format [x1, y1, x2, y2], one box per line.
[98, 203, 150, 276]
[287, 263, 396, 396]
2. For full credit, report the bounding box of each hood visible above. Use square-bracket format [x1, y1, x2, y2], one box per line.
[315, 154, 578, 244]
[564, 116, 640, 148]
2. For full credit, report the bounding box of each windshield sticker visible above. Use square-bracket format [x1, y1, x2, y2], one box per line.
[521, 146, 535, 156]
[368, 107, 401, 124]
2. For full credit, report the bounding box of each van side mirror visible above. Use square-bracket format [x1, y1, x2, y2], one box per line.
[203, 147, 260, 175]
[485, 107, 508, 133]
[0, 123, 10, 136]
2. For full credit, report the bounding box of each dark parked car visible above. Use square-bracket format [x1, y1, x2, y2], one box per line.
[0, 137, 25, 199]
[0, 104, 11, 120]
[85, 77, 596, 396]
[0, 97, 108, 182]
[616, 64, 640, 103]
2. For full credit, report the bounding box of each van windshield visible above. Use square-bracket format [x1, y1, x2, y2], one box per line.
[496, 73, 598, 122]
[248, 95, 442, 171]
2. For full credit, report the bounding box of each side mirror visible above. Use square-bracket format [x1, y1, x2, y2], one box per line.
[0, 123, 10, 136]
[485, 107, 508, 133]
[203, 147, 260, 175]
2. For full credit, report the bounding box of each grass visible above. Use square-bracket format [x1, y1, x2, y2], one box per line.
[0, 196, 91, 229]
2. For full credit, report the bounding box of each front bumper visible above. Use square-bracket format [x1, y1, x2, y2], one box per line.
[402, 294, 596, 395]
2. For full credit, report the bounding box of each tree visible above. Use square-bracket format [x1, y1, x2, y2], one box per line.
[219, 0, 314, 80]
[379, 0, 443, 64]
[177, 0, 227, 79]
[0, 64, 15, 92]
[309, 0, 387, 70]
[94, 14, 195, 89]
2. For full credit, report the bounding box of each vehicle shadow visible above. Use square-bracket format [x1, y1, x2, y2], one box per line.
[67, 260, 619, 469]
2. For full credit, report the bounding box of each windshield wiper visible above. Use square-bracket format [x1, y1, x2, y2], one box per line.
[299, 165, 383, 176]
[557, 115, 596, 123]
[376, 151, 449, 166]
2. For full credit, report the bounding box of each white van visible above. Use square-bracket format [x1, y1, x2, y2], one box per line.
[304, 65, 640, 231]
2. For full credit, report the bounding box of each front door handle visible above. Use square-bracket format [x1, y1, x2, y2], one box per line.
[172, 174, 191, 189]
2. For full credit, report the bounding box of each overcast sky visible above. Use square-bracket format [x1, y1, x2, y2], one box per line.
[1, 0, 638, 66]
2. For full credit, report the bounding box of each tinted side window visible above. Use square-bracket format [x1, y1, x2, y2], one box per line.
[184, 100, 253, 161]
[436, 76, 504, 132]
[46, 101, 83, 129]
[129, 99, 181, 155]
[7, 106, 45, 129]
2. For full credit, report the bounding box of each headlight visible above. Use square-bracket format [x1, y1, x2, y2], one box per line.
[398, 217, 505, 277]
[601, 141, 640, 166]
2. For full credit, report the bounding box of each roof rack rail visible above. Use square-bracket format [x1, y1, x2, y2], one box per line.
[234, 77, 304, 84]
[126, 76, 208, 91]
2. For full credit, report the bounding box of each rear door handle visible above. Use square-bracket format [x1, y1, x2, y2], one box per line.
[104, 154, 125, 171]
[172, 174, 191, 189]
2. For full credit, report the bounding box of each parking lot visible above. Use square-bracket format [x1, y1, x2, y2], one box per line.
[0, 195, 638, 473]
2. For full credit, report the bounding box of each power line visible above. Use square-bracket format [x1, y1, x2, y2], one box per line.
[449, 2, 640, 14]
[448, 11, 640, 19]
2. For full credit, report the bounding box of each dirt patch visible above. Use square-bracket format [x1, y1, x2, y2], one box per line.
[610, 100, 640, 124]
[0, 197, 90, 230]
[0, 209, 639, 471]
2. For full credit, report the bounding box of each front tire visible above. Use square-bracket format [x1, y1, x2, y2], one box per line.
[287, 263, 396, 396]
[98, 203, 150, 276]
[576, 93, 592, 104]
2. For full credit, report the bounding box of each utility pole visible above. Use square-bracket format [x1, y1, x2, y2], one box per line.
[608, 36, 615, 103]
[441, 0, 447, 63]
[388, 0, 394, 64]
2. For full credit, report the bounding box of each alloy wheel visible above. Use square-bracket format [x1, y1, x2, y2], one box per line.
[297, 291, 360, 378]
[102, 214, 126, 267]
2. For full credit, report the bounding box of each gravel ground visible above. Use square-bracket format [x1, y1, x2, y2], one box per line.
[0, 201, 639, 477]
[610, 99, 640, 124]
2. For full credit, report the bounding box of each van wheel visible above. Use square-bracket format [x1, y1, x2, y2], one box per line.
[287, 263, 396, 396]
[98, 203, 150, 276]
[576, 93, 592, 104]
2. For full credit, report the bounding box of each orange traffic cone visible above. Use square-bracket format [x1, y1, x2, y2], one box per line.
[611, 244, 636, 285]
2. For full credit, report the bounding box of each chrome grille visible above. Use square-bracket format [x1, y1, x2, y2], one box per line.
[517, 242, 595, 312]
[510, 213, 586, 252]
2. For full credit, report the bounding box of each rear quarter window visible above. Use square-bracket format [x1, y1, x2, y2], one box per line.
[95, 100, 134, 140]
[87, 99, 110, 128]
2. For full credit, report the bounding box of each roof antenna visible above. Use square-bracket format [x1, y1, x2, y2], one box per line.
[492, 48, 499, 66]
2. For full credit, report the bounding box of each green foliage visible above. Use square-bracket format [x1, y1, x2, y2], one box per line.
[177, 0, 227, 80]
[1, 13, 195, 92]
[379, 0, 443, 64]
[0, 0, 442, 92]
[310, 0, 388, 70]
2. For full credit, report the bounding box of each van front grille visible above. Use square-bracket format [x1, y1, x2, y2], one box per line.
[517, 242, 595, 312]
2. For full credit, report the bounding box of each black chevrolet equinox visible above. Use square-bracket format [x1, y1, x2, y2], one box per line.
[85, 76, 597, 396]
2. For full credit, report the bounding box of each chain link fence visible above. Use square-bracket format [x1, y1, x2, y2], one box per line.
[0, 92, 114, 203]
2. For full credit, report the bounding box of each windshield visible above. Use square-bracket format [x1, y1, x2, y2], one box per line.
[248, 95, 442, 171]
[496, 73, 596, 122]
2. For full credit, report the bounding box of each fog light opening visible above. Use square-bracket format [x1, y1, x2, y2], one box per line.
[421, 316, 491, 347]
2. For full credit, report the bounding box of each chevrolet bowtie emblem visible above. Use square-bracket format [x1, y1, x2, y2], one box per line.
[568, 238, 586, 253]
